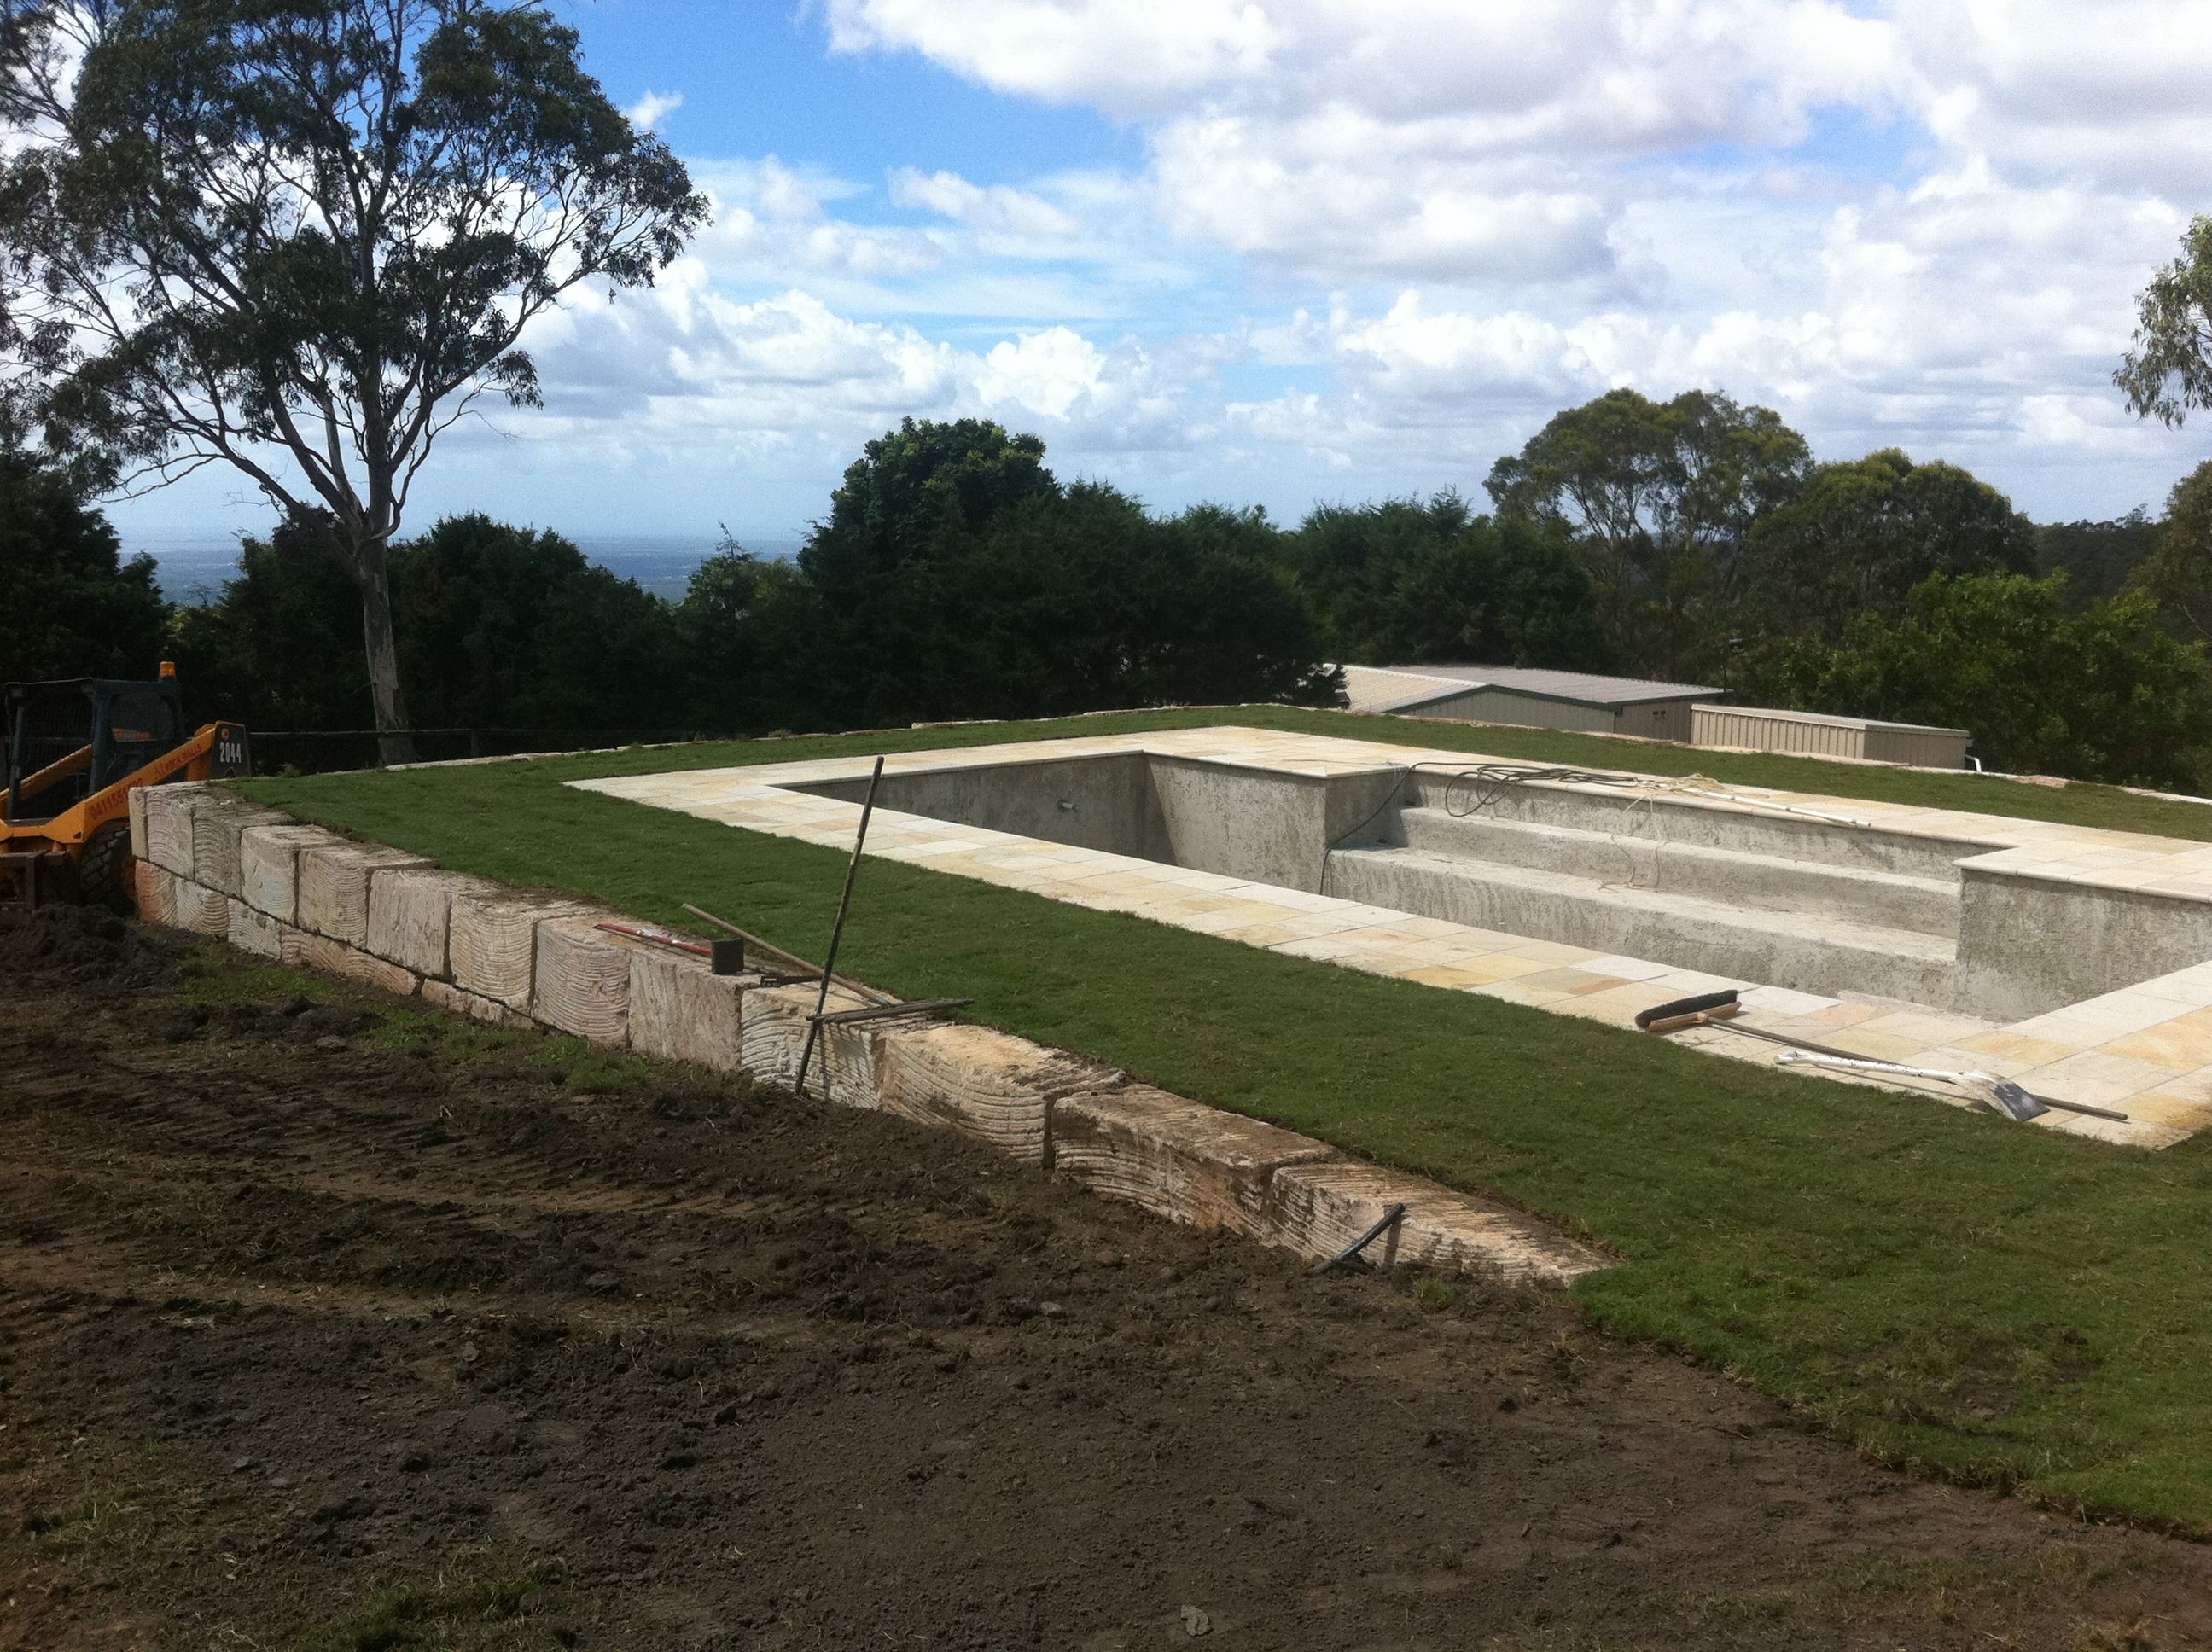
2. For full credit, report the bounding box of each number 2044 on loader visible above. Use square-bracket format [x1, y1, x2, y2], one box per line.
[1, 664, 249, 912]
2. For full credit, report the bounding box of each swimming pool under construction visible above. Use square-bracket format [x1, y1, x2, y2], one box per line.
[580, 724, 2212, 1149]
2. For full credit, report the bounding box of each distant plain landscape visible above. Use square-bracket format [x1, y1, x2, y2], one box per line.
[134, 528, 803, 602]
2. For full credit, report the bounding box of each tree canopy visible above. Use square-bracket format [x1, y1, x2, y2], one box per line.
[0, 0, 705, 759]
[1485, 388, 1810, 674]
[1739, 448, 2035, 641]
[125, 394, 2212, 795]
[1740, 573, 2212, 790]
[2117, 215, 2212, 428]
[0, 452, 168, 684]
[1285, 492, 1612, 671]
[2129, 460, 2212, 643]
[2034, 510, 2162, 608]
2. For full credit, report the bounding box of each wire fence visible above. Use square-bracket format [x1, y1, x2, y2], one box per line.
[247, 726, 744, 775]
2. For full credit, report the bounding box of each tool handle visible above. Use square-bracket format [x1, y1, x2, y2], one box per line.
[1644, 1003, 1743, 1035]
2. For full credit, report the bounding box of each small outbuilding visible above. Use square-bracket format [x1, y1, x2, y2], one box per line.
[1691, 704, 1972, 770]
[1342, 664, 1720, 742]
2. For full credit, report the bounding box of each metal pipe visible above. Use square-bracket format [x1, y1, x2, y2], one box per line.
[1309, 1203, 1407, 1276]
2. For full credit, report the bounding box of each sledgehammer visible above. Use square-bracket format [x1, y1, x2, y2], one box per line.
[1635, 988, 1742, 1034]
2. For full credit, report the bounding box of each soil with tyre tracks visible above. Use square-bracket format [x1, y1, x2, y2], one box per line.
[3, 906, 2210, 1650]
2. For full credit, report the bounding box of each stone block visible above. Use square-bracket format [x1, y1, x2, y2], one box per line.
[297, 842, 431, 944]
[238, 823, 339, 924]
[422, 977, 539, 1030]
[449, 891, 591, 1010]
[876, 1022, 1108, 1164]
[738, 980, 881, 1105]
[191, 794, 288, 897]
[1264, 1160, 1606, 1286]
[128, 786, 148, 861]
[364, 866, 499, 979]
[531, 914, 638, 1045]
[172, 878, 231, 939]
[277, 923, 314, 968]
[141, 783, 204, 877]
[630, 947, 749, 1072]
[1052, 1085, 1336, 1237]
[228, 898, 284, 959]
[294, 931, 422, 998]
[132, 860, 177, 927]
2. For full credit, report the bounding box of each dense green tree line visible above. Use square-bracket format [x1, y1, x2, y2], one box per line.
[10, 406, 2212, 790]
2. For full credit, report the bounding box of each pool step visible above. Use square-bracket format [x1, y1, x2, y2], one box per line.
[1389, 806, 1961, 938]
[1400, 775, 1984, 880]
[1326, 845, 1958, 1008]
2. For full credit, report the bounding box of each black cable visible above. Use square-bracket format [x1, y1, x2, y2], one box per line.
[1318, 760, 1637, 893]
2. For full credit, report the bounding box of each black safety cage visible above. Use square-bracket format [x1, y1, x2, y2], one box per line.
[3, 678, 188, 825]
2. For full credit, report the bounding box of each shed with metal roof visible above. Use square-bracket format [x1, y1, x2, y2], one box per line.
[1341, 664, 1721, 742]
[1691, 704, 1971, 769]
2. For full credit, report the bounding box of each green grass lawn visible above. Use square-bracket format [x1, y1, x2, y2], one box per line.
[244, 706, 2212, 1531]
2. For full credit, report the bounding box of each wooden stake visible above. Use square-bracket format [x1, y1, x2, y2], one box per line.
[793, 754, 886, 1098]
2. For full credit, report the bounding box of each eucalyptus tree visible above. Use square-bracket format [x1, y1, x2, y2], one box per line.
[1485, 387, 1809, 677]
[0, 0, 705, 760]
[2117, 215, 2212, 431]
[1738, 448, 2035, 642]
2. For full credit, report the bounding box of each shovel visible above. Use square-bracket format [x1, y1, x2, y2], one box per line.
[1776, 1050, 2051, 1121]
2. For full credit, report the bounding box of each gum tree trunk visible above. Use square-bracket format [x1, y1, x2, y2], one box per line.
[352, 534, 416, 766]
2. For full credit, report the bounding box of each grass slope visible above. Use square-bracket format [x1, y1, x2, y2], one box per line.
[245, 707, 2212, 1530]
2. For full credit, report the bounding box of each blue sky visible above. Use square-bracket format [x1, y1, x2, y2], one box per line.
[110, 0, 2212, 561]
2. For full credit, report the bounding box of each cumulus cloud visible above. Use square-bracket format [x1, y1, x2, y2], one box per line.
[975, 326, 1104, 416]
[1897, 2, 2212, 196]
[326, 0, 2212, 538]
[831, 0, 1902, 287]
[684, 158, 947, 285]
[888, 168, 1080, 237]
[794, 0, 2211, 517]
[625, 89, 684, 131]
[505, 272, 1222, 472]
[822, 0, 1279, 113]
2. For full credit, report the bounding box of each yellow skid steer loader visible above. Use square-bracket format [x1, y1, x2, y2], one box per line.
[1, 664, 249, 911]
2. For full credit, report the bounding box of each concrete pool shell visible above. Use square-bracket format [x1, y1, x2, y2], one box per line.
[578, 725, 2212, 1150]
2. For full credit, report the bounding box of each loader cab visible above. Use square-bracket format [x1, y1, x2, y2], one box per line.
[3, 677, 189, 825]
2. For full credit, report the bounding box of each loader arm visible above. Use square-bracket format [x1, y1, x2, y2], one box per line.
[10, 742, 92, 811]
[3, 670, 250, 912]
[34, 719, 254, 848]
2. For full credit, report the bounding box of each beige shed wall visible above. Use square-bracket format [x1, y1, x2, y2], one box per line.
[1694, 706, 1866, 760]
[1611, 699, 1699, 743]
[1692, 706, 1970, 770]
[1864, 725, 1973, 769]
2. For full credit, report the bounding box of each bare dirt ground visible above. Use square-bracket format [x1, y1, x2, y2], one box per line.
[3, 909, 2211, 1650]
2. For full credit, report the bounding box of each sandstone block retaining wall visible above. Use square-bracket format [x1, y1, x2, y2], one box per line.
[128, 781, 1604, 1288]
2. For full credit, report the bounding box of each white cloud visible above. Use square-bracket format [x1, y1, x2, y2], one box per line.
[511, 270, 1227, 462]
[823, 0, 1279, 112]
[795, 0, 2212, 520]
[1151, 116, 1614, 281]
[1896, 3, 2212, 196]
[975, 326, 1103, 416]
[888, 167, 1079, 236]
[1330, 295, 1603, 407]
[141, 0, 2209, 545]
[686, 158, 947, 283]
[832, 0, 1904, 286]
[625, 90, 684, 131]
